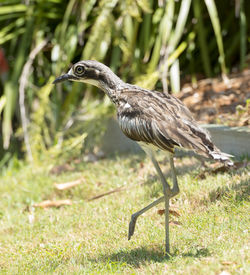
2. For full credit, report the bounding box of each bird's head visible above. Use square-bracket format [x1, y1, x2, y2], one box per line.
[53, 60, 123, 92]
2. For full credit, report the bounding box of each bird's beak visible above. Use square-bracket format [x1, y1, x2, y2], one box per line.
[53, 73, 71, 84]
[53, 73, 78, 84]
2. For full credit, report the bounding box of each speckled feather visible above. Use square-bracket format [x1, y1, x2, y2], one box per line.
[117, 88, 217, 156]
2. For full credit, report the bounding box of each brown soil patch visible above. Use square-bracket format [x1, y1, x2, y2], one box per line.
[177, 70, 250, 127]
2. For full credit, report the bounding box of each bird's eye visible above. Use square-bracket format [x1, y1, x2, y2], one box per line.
[75, 65, 85, 75]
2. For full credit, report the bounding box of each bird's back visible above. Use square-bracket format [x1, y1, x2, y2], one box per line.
[116, 86, 233, 166]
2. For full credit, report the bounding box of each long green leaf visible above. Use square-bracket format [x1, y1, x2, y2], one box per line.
[161, 0, 175, 47]
[193, 0, 212, 77]
[168, 0, 191, 51]
[2, 13, 33, 149]
[83, 0, 118, 60]
[170, 59, 180, 93]
[2, 82, 15, 149]
[0, 95, 6, 116]
[240, 0, 246, 70]
[0, 28, 25, 45]
[0, 4, 27, 14]
[204, 0, 227, 75]
[139, 0, 153, 59]
[0, 17, 24, 39]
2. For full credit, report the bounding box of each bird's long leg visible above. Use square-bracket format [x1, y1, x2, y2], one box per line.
[128, 192, 179, 240]
[128, 146, 180, 256]
[169, 154, 180, 196]
[128, 155, 180, 241]
[128, 196, 165, 240]
[150, 154, 171, 256]
[129, 144, 174, 256]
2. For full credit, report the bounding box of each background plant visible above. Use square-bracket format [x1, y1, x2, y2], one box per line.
[0, 0, 249, 164]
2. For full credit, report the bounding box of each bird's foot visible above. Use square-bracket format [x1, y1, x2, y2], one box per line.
[128, 214, 137, 240]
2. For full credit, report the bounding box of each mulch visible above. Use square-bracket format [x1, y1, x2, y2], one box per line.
[177, 69, 250, 127]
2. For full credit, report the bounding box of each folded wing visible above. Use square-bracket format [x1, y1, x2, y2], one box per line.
[117, 88, 233, 166]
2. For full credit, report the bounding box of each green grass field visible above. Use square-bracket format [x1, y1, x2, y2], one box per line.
[0, 152, 249, 274]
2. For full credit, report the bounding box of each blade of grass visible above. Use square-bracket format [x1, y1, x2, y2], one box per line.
[167, 40, 189, 69]
[139, 0, 153, 61]
[0, 13, 23, 21]
[0, 95, 6, 116]
[193, 0, 212, 77]
[2, 82, 15, 149]
[0, 17, 24, 40]
[186, 32, 197, 85]
[82, 0, 118, 60]
[19, 39, 48, 161]
[239, 0, 246, 70]
[170, 59, 180, 93]
[147, 34, 162, 73]
[159, 0, 175, 93]
[110, 46, 121, 72]
[204, 0, 227, 76]
[30, 77, 55, 158]
[0, 28, 25, 45]
[168, 0, 192, 51]
[0, 4, 27, 15]
[161, 0, 175, 47]
[2, 13, 34, 149]
[225, 33, 240, 68]
[161, 0, 191, 93]
[59, 0, 77, 48]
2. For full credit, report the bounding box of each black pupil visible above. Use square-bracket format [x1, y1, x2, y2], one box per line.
[76, 66, 83, 74]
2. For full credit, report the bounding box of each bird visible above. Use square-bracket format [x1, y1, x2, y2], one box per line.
[53, 60, 233, 256]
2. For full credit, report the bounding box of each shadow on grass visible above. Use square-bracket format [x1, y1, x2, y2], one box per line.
[88, 245, 211, 267]
[208, 178, 250, 203]
[141, 162, 199, 188]
[128, 154, 201, 188]
[179, 247, 211, 258]
[97, 246, 166, 267]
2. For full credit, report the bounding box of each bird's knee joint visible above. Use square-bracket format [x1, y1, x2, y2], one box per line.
[170, 187, 179, 197]
[131, 213, 137, 222]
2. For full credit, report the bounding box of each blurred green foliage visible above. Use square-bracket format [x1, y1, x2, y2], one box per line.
[0, 0, 249, 163]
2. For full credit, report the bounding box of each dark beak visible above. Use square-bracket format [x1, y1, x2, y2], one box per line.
[53, 74, 78, 84]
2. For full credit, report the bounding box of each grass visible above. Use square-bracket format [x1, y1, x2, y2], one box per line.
[0, 152, 249, 274]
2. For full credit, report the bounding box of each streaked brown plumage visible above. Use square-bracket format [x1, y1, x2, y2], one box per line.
[53, 60, 233, 256]
[116, 87, 232, 165]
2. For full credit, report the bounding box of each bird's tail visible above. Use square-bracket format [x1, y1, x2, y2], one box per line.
[209, 150, 234, 167]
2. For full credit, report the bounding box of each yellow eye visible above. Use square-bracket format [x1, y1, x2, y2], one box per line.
[75, 65, 85, 75]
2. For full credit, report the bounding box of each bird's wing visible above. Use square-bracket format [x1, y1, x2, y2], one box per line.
[117, 104, 178, 153]
[117, 88, 217, 157]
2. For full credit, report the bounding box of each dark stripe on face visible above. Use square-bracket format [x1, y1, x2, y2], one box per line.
[84, 67, 116, 89]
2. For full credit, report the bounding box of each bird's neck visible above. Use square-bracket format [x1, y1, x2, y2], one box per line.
[86, 69, 126, 104]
